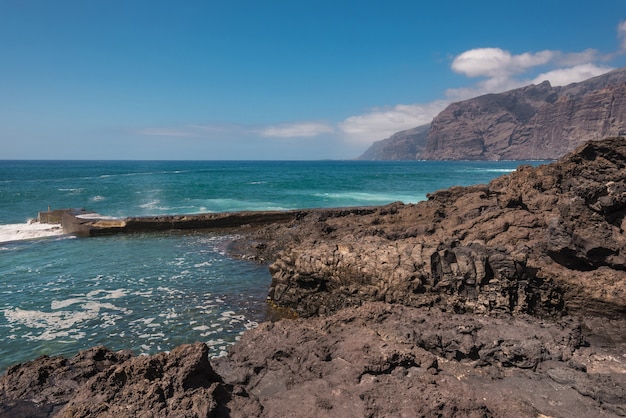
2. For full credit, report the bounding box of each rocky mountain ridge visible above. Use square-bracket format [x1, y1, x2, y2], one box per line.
[359, 67, 626, 160]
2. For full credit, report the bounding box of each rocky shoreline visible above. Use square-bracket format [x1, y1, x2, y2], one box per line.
[2, 138, 626, 417]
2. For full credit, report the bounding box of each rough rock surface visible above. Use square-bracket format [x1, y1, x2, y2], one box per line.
[246, 138, 626, 320]
[2, 138, 626, 417]
[359, 67, 626, 160]
[2, 305, 624, 417]
[0, 343, 261, 417]
[215, 302, 626, 417]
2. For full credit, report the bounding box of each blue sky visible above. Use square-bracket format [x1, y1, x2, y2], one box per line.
[2, 1, 626, 160]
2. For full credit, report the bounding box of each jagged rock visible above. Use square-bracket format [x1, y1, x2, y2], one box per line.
[0, 346, 134, 416]
[0, 343, 260, 418]
[213, 302, 625, 417]
[244, 138, 626, 320]
[2, 309, 624, 417]
[359, 67, 626, 160]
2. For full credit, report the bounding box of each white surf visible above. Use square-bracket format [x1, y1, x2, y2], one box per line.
[0, 221, 65, 244]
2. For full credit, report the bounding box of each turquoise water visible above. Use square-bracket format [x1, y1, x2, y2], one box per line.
[0, 160, 543, 372]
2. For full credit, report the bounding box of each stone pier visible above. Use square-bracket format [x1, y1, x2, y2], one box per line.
[37, 208, 310, 236]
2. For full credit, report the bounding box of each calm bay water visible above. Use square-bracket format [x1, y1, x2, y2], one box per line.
[0, 160, 544, 372]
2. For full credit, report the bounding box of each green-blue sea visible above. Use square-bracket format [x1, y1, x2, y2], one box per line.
[0, 160, 545, 372]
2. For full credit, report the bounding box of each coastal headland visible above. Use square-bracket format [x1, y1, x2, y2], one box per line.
[359, 67, 626, 161]
[2, 138, 626, 417]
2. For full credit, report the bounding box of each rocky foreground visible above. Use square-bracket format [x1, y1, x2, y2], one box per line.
[2, 138, 626, 417]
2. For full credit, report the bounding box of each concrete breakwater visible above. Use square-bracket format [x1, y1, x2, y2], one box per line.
[37, 207, 379, 236]
[37, 207, 310, 236]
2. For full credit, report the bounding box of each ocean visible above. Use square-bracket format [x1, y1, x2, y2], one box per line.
[0, 159, 545, 372]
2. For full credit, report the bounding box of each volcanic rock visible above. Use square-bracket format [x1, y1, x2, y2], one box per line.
[0, 343, 260, 417]
[214, 302, 626, 417]
[247, 138, 626, 320]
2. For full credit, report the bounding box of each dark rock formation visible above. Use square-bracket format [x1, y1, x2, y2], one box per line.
[0, 343, 261, 417]
[250, 138, 626, 320]
[2, 138, 626, 417]
[0, 346, 134, 417]
[215, 302, 626, 417]
[223, 137, 625, 416]
[359, 67, 626, 160]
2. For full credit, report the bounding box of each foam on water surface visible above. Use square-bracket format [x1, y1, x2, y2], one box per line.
[0, 231, 271, 371]
[0, 222, 65, 244]
[3, 297, 132, 341]
[312, 191, 424, 204]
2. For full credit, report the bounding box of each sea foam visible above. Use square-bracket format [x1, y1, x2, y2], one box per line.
[0, 222, 64, 244]
[3, 297, 132, 342]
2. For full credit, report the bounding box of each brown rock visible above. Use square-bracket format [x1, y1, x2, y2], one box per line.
[245, 138, 626, 320]
[0, 346, 133, 417]
[0, 343, 260, 418]
[214, 302, 625, 417]
[357, 124, 430, 160]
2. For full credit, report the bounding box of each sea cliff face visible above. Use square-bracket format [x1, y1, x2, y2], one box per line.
[360, 67, 626, 160]
[2, 139, 626, 417]
[356, 124, 430, 160]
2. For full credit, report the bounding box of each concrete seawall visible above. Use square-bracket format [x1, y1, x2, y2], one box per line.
[37, 208, 308, 236]
[38, 207, 378, 237]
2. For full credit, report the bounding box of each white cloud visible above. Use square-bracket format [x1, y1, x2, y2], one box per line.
[338, 102, 448, 143]
[260, 122, 334, 138]
[553, 49, 605, 66]
[531, 63, 614, 86]
[446, 47, 562, 100]
[446, 76, 527, 101]
[446, 40, 618, 100]
[134, 123, 247, 139]
[451, 48, 554, 78]
[134, 121, 335, 141]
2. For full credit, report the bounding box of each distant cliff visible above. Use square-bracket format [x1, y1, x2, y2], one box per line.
[359, 67, 626, 160]
[356, 124, 429, 160]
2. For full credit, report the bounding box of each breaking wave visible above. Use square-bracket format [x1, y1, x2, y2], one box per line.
[0, 222, 65, 244]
